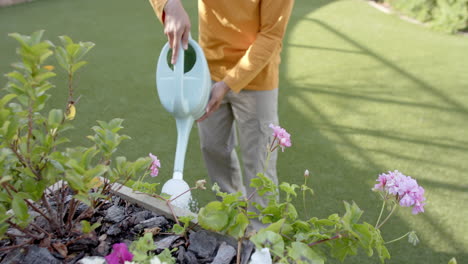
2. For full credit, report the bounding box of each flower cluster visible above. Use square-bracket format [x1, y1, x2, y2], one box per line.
[269, 124, 292, 151]
[149, 153, 161, 177]
[373, 170, 426, 214]
[105, 243, 133, 264]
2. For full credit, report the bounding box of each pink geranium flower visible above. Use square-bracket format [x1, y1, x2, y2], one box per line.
[105, 243, 133, 264]
[269, 124, 292, 151]
[149, 153, 161, 177]
[373, 170, 426, 214]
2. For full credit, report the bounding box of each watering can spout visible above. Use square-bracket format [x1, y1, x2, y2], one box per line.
[173, 116, 194, 174]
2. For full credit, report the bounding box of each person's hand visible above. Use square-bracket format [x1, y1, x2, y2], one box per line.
[197, 81, 231, 122]
[163, 0, 191, 64]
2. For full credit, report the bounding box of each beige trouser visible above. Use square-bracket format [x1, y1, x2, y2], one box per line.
[197, 88, 279, 208]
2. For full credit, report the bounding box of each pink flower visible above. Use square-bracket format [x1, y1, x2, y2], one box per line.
[105, 243, 133, 264]
[269, 124, 292, 151]
[373, 170, 426, 214]
[149, 153, 161, 177]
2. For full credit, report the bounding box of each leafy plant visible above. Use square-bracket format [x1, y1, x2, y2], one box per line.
[386, 0, 468, 33]
[0, 31, 152, 255]
[197, 124, 425, 264]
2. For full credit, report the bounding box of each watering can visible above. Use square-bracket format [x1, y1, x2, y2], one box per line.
[156, 36, 211, 209]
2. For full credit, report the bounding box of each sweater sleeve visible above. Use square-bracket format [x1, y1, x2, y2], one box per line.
[222, 0, 294, 93]
[149, 0, 168, 23]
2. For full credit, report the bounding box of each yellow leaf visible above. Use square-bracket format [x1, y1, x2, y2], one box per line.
[90, 177, 103, 188]
[65, 102, 76, 120]
[43, 65, 55, 71]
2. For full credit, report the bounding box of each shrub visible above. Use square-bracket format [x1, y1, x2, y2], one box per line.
[386, 0, 468, 33]
[0, 31, 151, 249]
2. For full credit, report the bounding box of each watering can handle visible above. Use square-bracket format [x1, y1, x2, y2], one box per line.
[173, 35, 185, 112]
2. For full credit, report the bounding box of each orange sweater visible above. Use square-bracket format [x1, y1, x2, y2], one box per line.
[149, 0, 294, 93]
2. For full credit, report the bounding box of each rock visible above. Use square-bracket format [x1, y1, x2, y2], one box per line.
[106, 224, 122, 236]
[104, 205, 126, 223]
[188, 231, 217, 259]
[212, 242, 236, 264]
[67, 238, 99, 252]
[0, 248, 24, 264]
[182, 250, 199, 264]
[155, 235, 179, 250]
[92, 240, 111, 256]
[177, 246, 186, 263]
[5, 228, 29, 245]
[240, 241, 255, 264]
[134, 216, 168, 232]
[74, 203, 90, 217]
[22, 245, 61, 264]
[128, 210, 153, 225]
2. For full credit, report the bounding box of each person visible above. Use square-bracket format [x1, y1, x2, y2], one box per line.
[149, 0, 294, 214]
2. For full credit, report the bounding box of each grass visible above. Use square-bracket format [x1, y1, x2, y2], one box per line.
[1, 0, 468, 263]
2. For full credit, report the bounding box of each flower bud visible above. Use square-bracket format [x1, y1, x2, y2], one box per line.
[304, 169, 310, 178]
[195, 179, 207, 190]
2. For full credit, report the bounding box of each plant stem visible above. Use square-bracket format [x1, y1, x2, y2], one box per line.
[376, 204, 397, 229]
[169, 187, 196, 203]
[308, 234, 342, 247]
[246, 189, 258, 201]
[375, 199, 386, 228]
[0, 239, 34, 252]
[166, 200, 180, 226]
[236, 238, 242, 264]
[385, 231, 411, 244]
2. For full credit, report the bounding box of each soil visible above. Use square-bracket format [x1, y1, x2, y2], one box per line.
[0, 194, 245, 264]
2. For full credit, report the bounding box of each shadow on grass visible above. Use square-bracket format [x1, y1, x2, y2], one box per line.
[279, 3, 467, 263]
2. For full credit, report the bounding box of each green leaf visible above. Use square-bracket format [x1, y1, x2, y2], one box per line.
[12, 196, 29, 222]
[34, 71, 56, 83]
[55, 46, 68, 70]
[198, 201, 229, 231]
[341, 201, 363, 237]
[157, 248, 177, 264]
[354, 223, 374, 256]
[0, 192, 11, 203]
[227, 213, 249, 239]
[171, 224, 185, 235]
[287, 242, 324, 264]
[280, 182, 298, 198]
[251, 230, 284, 257]
[81, 220, 91, 233]
[408, 231, 420, 246]
[23, 178, 46, 201]
[71, 61, 87, 74]
[48, 109, 63, 128]
[30, 30, 45, 45]
[264, 218, 286, 233]
[330, 238, 358, 262]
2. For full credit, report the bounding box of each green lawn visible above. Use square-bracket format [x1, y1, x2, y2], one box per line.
[1, 0, 467, 263]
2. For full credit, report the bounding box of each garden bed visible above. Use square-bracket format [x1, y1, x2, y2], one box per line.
[0, 183, 252, 264]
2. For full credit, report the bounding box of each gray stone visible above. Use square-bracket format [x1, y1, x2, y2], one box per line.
[212, 242, 236, 264]
[188, 230, 217, 259]
[177, 246, 186, 264]
[23, 245, 61, 264]
[0, 248, 24, 264]
[134, 216, 168, 231]
[6, 228, 28, 245]
[129, 210, 153, 225]
[183, 250, 199, 264]
[155, 235, 179, 250]
[106, 224, 122, 236]
[104, 205, 126, 223]
[68, 238, 99, 252]
[240, 241, 255, 264]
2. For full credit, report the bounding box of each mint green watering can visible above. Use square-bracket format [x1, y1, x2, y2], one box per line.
[156, 36, 211, 209]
